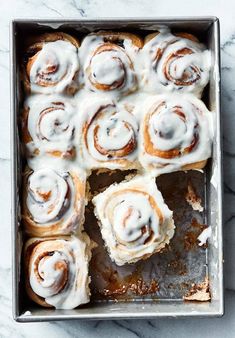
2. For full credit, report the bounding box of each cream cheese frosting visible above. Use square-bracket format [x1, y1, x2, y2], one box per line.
[24, 94, 77, 158]
[139, 93, 213, 176]
[29, 40, 79, 95]
[25, 234, 92, 309]
[77, 97, 139, 170]
[23, 167, 86, 236]
[139, 30, 211, 97]
[92, 175, 175, 266]
[79, 32, 140, 98]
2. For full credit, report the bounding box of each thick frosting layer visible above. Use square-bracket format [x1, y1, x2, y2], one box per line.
[23, 168, 86, 236]
[79, 32, 140, 97]
[93, 175, 175, 266]
[78, 97, 139, 170]
[23, 95, 76, 158]
[28, 40, 79, 94]
[23, 29, 212, 174]
[140, 30, 211, 97]
[25, 235, 92, 309]
[139, 94, 213, 176]
[27, 168, 68, 223]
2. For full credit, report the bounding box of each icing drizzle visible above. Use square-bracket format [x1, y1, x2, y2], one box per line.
[140, 94, 213, 175]
[27, 236, 91, 309]
[93, 175, 175, 266]
[28, 40, 79, 94]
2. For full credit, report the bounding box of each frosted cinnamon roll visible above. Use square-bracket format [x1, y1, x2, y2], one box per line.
[22, 95, 76, 159]
[22, 168, 86, 236]
[142, 30, 211, 97]
[80, 31, 143, 97]
[139, 94, 213, 176]
[24, 234, 92, 309]
[93, 175, 174, 266]
[23, 32, 80, 95]
[78, 98, 139, 170]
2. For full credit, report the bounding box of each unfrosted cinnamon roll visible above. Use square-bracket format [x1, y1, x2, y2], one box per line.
[80, 31, 143, 97]
[93, 175, 174, 266]
[78, 98, 139, 170]
[23, 32, 80, 95]
[22, 168, 86, 236]
[24, 234, 92, 309]
[139, 94, 213, 176]
[22, 95, 76, 159]
[142, 30, 211, 97]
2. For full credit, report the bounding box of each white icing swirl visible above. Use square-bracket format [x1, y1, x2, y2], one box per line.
[28, 40, 79, 94]
[24, 168, 85, 235]
[93, 175, 175, 266]
[140, 94, 213, 176]
[24, 95, 76, 158]
[78, 98, 139, 170]
[79, 33, 139, 97]
[27, 235, 91, 309]
[106, 191, 160, 245]
[32, 251, 68, 297]
[27, 168, 69, 223]
[89, 52, 125, 86]
[141, 32, 211, 97]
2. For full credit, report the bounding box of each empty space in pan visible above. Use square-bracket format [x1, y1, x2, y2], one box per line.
[86, 169, 207, 302]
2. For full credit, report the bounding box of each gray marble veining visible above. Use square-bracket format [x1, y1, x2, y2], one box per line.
[1, 0, 235, 336]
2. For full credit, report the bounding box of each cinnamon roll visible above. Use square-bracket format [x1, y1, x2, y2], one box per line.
[78, 98, 139, 170]
[139, 94, 213, 176]
[142, 30, 211, 97]
[23, 32, 80, 95]
[22, 95, 76, 159]
[92, 175, 175, 266]
[24, 234, 92, 309]
[22, 168, 86, 236]
[80, 31, 143, 97]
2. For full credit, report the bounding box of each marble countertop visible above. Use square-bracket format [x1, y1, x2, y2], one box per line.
[1, 0, 235, 337]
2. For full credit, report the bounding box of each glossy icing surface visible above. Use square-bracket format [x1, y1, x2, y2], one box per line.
[93, 175, 175, 265]
[26, 235, 91, 309]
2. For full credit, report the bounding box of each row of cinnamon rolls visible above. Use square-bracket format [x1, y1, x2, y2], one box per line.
[22, 30, 210, 98]
[22, 94, 213, 176]
[22, 169, 174, 253]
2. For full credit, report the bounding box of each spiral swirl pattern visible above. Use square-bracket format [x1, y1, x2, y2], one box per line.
[80, 32, 142, 97]
[143, 31, 210, 96]
[25, 33, 79, 94]
[140, 94, 213, 175]
[93, 176, 174, 265]
[23, 168, 85, 236]
[79, 99, 139, 170]
[22, 96, 76, 159]
[25, 235, 92, 309]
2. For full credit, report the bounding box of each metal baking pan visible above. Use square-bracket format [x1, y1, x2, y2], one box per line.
[11, 17, 223, 322]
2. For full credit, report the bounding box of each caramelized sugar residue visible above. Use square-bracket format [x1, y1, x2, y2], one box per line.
[100, 271, 158, 298]
[184, 277, 211, 302]
[167, 253, 187, 276]
[90, 260, 159, 300]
